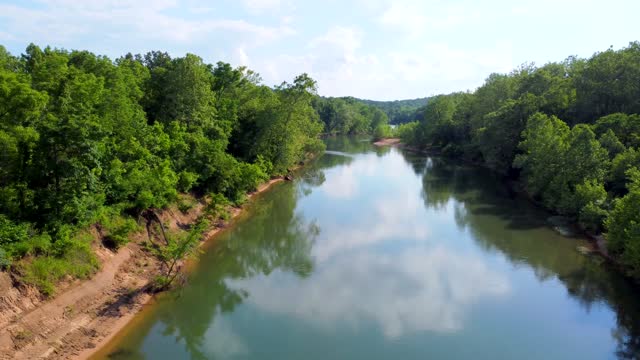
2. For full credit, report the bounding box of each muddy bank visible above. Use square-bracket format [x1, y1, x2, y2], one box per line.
[0, 176, 290, 360]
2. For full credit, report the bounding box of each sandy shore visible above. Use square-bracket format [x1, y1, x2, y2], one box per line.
[0, 176, 289, 360]
[373, 138, 401, 146]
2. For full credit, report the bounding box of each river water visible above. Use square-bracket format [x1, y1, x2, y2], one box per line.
[97, 137, 640, 360]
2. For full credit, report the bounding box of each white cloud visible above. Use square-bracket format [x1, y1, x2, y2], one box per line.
[2, 0, 632, 99]
[0, 1, 294, 49]
[241, 0, 290, 14]
[255, 27, 513, 99]
[233, 46, 251, 67]
[377, 0, 483, 37]
[378, 2, 429, 36]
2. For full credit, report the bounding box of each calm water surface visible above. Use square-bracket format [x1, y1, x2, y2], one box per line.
[98, 137, 640, 360]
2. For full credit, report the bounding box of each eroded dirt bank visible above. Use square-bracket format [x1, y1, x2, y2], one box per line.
[0, 177, 288, 360]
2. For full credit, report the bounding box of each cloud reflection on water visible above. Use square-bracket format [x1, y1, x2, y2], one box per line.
[202, 317, 249, 358]
[225, 150, 511, 338]
[230, 245, 509, 338]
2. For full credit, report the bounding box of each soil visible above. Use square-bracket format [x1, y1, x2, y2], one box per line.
[0, 176, 287, 360]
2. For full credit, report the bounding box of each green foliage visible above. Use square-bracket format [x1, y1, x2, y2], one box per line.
[373, 124, 392, 141]
[177, 196, 197, 214]
[599, 129, 626, 159]
[351, 97, 429, 124]
[395, 121, 420, 146]
[151, 218, 209, 290]
[95, 208, 139, 249]
[610, 148, 640, 195]
[0, 44, 326, 292]
[605, 169, 640, 277]
[19, 234, 99, 296]
[514, 113, 570, 200]
[580, 202, 609, 233]
[515, 114, 609, 217]
[593, 113, 640, 148]
[177, 171, 199, 192]
[205, 193, 231, 220]
[0, 248, 10, 269]
[396, 42, 640, 277]
[575, 179, 608, 232]
[313, 96, 390, 135]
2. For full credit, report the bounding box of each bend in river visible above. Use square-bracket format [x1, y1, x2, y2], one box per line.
[96, 136, 640, 360]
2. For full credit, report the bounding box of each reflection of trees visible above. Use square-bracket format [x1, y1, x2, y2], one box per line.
[323, 135, 373, 154]
[398, 151, 428, 176]
[107, 183, 318, 359]
[400, 149, 640, 359]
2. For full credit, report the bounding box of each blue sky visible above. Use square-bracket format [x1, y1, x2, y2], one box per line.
[0, 0, 638, 100]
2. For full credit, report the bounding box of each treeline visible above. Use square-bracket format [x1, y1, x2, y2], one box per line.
[396, 42, 640, 277]
[312, 96, 390, 136]
[0, 44, 330, 291]
[355, 97, 429, 124]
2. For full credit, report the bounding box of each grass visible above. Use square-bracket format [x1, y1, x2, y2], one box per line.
[14, 329, 33, 341]
[19, 236, 100, 297]
[177, 196, 198, 214]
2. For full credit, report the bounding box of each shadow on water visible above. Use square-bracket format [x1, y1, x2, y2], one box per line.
[397, 149, 640, 360]
[105, 183, 319, 359]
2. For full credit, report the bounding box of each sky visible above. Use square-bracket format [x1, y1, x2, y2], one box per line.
[0, 0, 638, 100]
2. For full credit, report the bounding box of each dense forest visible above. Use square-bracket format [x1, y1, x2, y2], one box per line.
[396, 42, 640, 278]
[317, 96, 428, 125]
[355, 97, 429, 124]
[0, 44, 386, 293]
[313, 96, 390, 136]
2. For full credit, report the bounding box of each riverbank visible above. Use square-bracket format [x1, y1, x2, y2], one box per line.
[0, 174, 292, 360]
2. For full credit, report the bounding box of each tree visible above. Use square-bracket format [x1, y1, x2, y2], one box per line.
[606, 168, 640, 277]
[514, 113, 570, 201]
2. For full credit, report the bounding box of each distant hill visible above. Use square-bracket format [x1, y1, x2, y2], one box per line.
[351, 97, 430, 124]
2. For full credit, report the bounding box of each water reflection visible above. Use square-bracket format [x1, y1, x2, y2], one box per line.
[397, 148, 640, 359]
[201, 317, 248, 358]
[103, 137, 640, 360]
[105, 184, 319, 359]
[231, 246, 509, 338]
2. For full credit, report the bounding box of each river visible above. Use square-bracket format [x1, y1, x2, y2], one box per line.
[95, 136, 640, 360]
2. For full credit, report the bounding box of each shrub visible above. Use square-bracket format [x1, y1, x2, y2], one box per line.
[0, 248, 11, 269]
[177, 196, 197, 214]
[20, 239, 99, 296]
[605, 168, 640, 277]
[151, 218, 209, 290]
[95, 208, 140, 249]
[0, 215, 29, 247]
[205, 193, 231, 220]
[579, 203, 609, 233]
[177, 171, 199, 192]
[373, 124, 392, 141]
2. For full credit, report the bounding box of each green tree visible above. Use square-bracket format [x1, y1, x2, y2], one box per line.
[605, 168, 640, 277]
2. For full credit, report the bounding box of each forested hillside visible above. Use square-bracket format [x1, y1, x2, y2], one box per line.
[0, 44, 385, 292]
[313, 96, 390, 136]
[354, 97, 429, 124]
[396, 42, 640, 277]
